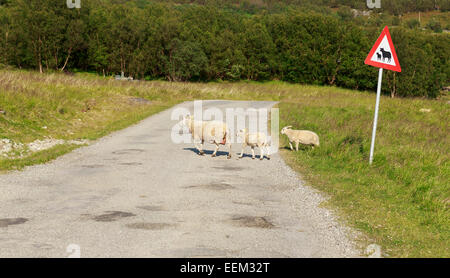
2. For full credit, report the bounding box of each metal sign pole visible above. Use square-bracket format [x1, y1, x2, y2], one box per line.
[369, 67, 383, 164]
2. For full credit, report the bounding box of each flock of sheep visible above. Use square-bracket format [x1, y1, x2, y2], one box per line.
[181, 114, 320, 160]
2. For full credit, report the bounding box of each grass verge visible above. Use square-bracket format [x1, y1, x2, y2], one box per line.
[278, 87, 449, 257]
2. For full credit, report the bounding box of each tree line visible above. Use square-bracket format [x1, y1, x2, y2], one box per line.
[0, 0, 448, 98]
[152, 0, 450, 14]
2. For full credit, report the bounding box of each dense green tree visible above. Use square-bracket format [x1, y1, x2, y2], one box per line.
[2, 0, 85, 72]
[242, 18, 275, 80]
[165, 39, 207, 81]
[0, 0, 448, 98]
[426, 18, 443, 32]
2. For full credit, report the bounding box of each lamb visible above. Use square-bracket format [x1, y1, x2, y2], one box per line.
[376, 52, 382, 61]
[281, 126, 319, 151]
[181, 114, 232, 159]
[237, 128, 271, 160]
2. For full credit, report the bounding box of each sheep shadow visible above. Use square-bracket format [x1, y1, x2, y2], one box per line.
[238, 153, 255, 159]
[183, 148, 230, 157]
[237, 152, 270, 160]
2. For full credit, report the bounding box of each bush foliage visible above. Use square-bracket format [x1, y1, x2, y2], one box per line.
[0, 0, 448, 98]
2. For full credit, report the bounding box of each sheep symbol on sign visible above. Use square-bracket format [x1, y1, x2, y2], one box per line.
[379, 48, 392, 63]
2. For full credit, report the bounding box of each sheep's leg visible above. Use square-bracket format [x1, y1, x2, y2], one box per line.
[265, 145, 271, 160]
[225, 132, 232, 159]
[259, 146, 264, 160]
[212, 143, 219, 157]
[289, 142, 294, 151]
[194, 142, 200, 154]
[251, 147, 255, 159]
[295, 142, 299, 152]
[195, 140, 205, 155]
[239, 144, 245, 159]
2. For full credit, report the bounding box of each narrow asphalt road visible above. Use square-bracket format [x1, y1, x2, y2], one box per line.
[0, 101, 359, 258]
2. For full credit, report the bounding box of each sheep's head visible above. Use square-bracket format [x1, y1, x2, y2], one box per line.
[181, 114, 193, 127]
[281, 126, 292, 135]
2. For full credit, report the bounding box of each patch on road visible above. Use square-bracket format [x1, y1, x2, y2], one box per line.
[126, 222, 175, 230]
[0, 218, 28, 227]
[81, 164, 104, 168]
[153, 247, 228, 257]
[232, 201, 255, 207]
[231, 216, 274, 229]
[212, 166, 245, 171]
[91, 211, 136, 222]
[137, 205, 164, 211]
[112, 149, 145, 155]
[32, 243, 54, 250]
[256, 195, 281, 203]
[184, 182, 235, 191]
[120, 162, 143, 166]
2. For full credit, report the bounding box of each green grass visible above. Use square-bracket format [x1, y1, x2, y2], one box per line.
[402, 10, 450, 29]
[278, 86, 449, 258]
[0, 70, 180, 171]
[0, 70, 448, 257]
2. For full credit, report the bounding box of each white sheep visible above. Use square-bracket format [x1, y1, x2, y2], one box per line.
[281, 126, 319, 151]
[182, 114, 232, 159]
[237, 128, 271, 160]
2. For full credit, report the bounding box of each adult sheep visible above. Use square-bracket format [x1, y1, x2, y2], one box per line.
[379, 48, 392, 63]
[181, 114, 232, 159]
[281, 126, 319, 151]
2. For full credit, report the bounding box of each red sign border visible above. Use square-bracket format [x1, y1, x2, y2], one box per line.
[365, 26, 401, 72]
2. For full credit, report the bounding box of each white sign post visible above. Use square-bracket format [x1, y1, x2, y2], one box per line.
[364, 26, 401, 164]
[369, 68, 383, 164]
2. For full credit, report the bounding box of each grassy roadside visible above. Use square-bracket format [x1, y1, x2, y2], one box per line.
[0, 70, 448, 257]
[0, 70, 177, 171]
[278, 88, 449, 258]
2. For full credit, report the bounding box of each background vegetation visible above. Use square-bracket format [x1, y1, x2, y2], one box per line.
[0, 0, 448, 98]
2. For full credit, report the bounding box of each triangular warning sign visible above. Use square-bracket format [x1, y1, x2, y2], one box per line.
[365, 26, 401, 72]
